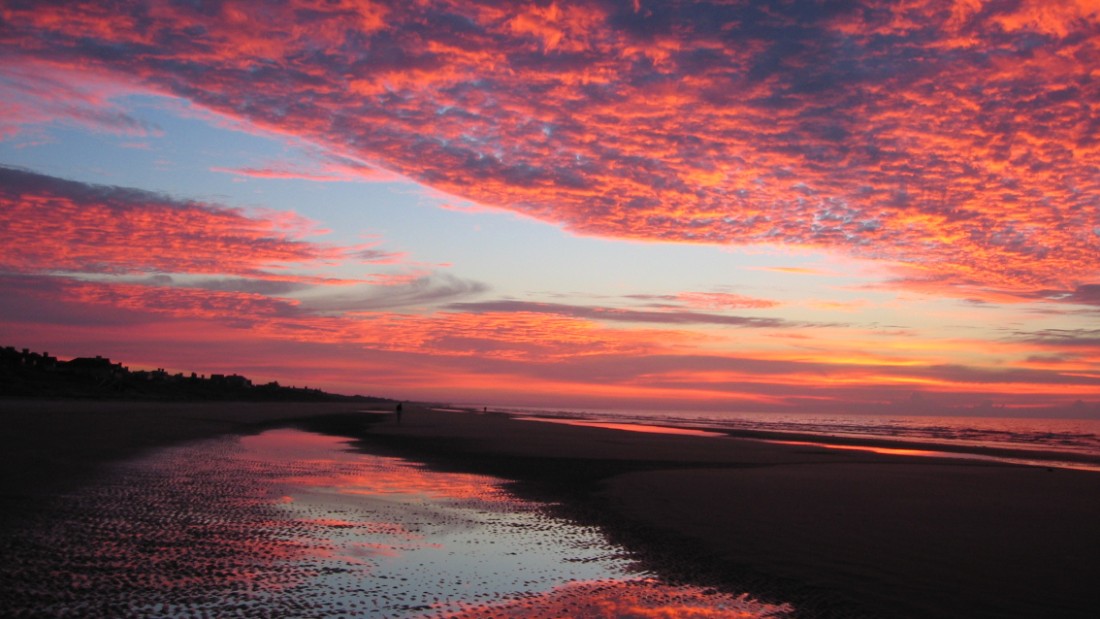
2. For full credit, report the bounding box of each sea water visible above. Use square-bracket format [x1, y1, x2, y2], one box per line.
[0, 428, 793, 618]
[484, 405, 1100, 463]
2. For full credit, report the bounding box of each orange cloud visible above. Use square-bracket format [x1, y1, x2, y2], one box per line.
[675, 291, 780, 310]
[991, 0, 1100, 37]
[211, 158, 401, 183]
[4, 1, 1098, 299]
[344, 310, 694, 361]
[0, 166, 348, 278]
[3, 2, 1100, 410]
[6, 268, 1098, 409]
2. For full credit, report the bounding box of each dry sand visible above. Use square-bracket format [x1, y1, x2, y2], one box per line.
[3, 400, 1099, 618]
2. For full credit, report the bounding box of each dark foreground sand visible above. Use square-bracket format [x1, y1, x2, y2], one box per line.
[3, 400, 1099, 618]
[0, 399, 375, 505]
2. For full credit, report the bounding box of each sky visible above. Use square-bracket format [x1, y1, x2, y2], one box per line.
[1, 0, 1098, 415]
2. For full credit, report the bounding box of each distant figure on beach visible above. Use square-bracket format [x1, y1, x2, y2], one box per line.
[395, 402, 403, 424]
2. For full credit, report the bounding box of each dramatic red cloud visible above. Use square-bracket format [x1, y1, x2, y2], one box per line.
[6, 267, 1099, 409]
[3, 3, 1099, 411]
[3, 0, 1098, 299]
[0, 166, 360, 278]
[61, 279, 299, 322]
[344, 310, 694, 361]
[51, 276, 1100, 402]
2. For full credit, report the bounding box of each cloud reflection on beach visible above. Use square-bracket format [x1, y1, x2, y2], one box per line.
[245, 429, 794, 617]
[0, 427, 792, 618]
[441, 579, 790, 618]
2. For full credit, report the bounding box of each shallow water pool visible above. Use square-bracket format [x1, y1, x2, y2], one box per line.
[0, 428, 792, 618]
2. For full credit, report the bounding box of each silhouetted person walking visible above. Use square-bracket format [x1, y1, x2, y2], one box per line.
[395, 402, 403, 425]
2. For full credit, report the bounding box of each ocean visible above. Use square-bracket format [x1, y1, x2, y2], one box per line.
[475, 405, 1100, 471]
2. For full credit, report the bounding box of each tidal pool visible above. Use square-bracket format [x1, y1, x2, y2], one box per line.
[0, 428, 793, 618]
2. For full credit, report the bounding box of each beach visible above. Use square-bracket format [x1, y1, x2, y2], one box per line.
[329, 406, 1100, 618]
[2, 400, 1099, 618]
[0, 399, 375, 505]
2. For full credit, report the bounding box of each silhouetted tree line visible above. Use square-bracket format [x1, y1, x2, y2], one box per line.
[0, 346, 389, 403]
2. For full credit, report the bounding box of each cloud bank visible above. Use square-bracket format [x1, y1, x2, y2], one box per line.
[0, 166, 342, 278]
[3, 0, 1097, 297]
[3, 2, 1099, 410]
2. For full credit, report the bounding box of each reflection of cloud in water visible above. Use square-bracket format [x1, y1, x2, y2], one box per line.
[443, 579, 793, 618]
[0, 428, 792, 618]
[242, 429, 516, 503]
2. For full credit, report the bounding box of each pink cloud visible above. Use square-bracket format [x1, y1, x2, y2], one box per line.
[675, 291, 780, 310]
[4, 269, 1098, 409]
[211, 166, 353, 183]
[0, 57, 160, 138]
[755, 266, 830, 276]
[211, 158, 401, 183]
[3, 1, 1097, 298]
[0, 167, 417, 296]
[0, 167, 344, 278]
[3, 2, 1099, 410]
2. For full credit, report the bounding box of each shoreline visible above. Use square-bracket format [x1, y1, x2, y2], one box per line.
[484, 406, 1100, 470]
[476, 406, 1100, 471]
[338, 405, 1100, 619]
[4, 400, 1099, 618]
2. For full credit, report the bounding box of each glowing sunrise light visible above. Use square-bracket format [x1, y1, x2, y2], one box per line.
[516, 417, 727, 437]
[0, 1, 1097, 414]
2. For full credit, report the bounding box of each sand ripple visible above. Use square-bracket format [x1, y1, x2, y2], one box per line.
[0, 429, 792, 618]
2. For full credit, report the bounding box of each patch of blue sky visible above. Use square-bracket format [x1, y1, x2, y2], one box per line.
[0, 91, 860, 312]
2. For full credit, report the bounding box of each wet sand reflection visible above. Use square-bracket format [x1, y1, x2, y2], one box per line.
[0, 428, 792, 618]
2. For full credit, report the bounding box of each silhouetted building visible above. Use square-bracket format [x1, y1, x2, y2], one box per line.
[1, 346, 58, 370]
[210, 373, 252, 388]
[65, 356, 125, 380]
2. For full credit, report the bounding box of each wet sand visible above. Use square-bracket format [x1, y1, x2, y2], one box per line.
[0, 399, 374, 507]
[3, 400, 1100, 618]
[345, 406, 1100, 619]
[9, 426, 786, 618]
